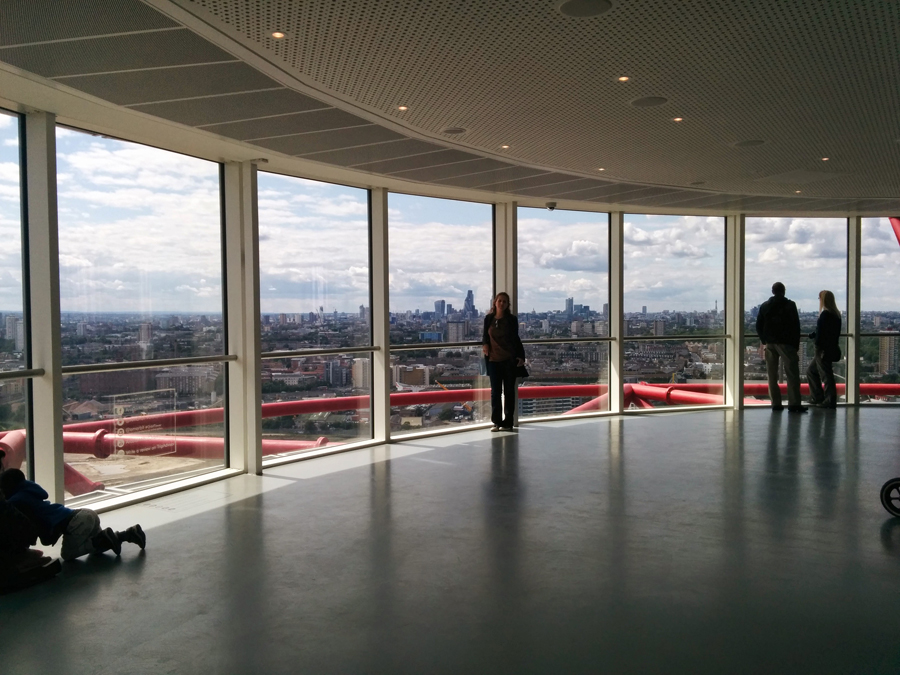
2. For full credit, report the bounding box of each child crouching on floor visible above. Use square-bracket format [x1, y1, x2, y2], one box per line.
[0, 469, 145, 561]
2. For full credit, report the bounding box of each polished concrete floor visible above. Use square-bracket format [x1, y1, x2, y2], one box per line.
[4, 408, 900, 674]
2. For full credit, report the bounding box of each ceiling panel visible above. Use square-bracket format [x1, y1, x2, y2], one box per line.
[591, 186, 684, 204]
[435, 165, 547, 188]
[390, 157, 512, 182]
[130, 88, 329, 126]
[0, 30, 234, 79]
[544, 183, 639, 202]
[303, 138, 443, 165]
[251, 125, 407, 155]
[477, 173, 582, 193]
[354, 149, 479, 174]
[0, 0, 178, 46]
[58, 61, 281, 106]
[511, 178, 608, 198]
[619, 188, 722, 209]
[205, 108, 371, 141]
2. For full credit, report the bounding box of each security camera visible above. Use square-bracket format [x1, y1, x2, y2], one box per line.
[546, 202, 557, 211]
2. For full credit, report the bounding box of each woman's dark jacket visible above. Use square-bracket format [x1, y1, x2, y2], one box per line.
[482, 312, 526, 361]
[810, 310, 842, 362]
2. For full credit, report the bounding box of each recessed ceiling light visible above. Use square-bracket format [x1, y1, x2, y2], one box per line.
[442, 127, 467, 135]
[271, 31, 285, 38]
[597, 168, 606, 171]
[795, 190, 802, 193]
[617, 76, 630, 82]
[821, 157, 829, 161]
[673, 117, 683, 122]
[397, 105, 408, 111]
[500, 144, 510, 149]
[631, 96, 668, 107]
[559, 0, 612, 18]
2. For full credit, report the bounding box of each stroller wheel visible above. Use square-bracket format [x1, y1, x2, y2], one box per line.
[880, 478, 900, 517]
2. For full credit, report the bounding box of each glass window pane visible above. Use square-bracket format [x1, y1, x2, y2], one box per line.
[624, 214, 724, 408]
[56, 127, 224, 366]
[518, 207, 609, 338]
[860, 217, 900, 402]
[0, 111, 26, 370]
[389, 194, 492, 345]
[258, 173, 370, 350]
[390, 347, 490, 435]
[520, 342, 609, 418]
[624, 214, 725, 333]
[260, 353, 372, 459]
[62, 363, 225, 506]
[744, 217, 847, 404]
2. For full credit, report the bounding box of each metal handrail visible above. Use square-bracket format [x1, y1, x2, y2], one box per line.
[0, 368, 44, 381]
[624, 334, 728, 341]
[262, 345, 378, 359]
[61, 354, 237, 375]
[390, 341, 481, 351]
[522, 337, 613, 344]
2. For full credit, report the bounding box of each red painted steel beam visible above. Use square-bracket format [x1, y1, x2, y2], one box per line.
[64, 462, 104, 496]
[889, 217, 900, 247]
[61, 430, 330, 459]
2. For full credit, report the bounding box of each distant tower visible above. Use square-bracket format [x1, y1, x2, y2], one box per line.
[14, 320, 24, 352]
[435, 299, 446, 317]
[139, 322, 152, 343]
[463, 290, 475, 316]
[447, 321, 468, 342]
[879, 332, 899, 374]
[565, 297, 574, 317]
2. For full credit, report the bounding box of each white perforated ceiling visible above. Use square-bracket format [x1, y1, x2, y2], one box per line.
[178, 0, 900, 200]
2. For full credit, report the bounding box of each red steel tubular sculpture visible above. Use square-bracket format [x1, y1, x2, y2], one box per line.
[0, 382, 897, 496]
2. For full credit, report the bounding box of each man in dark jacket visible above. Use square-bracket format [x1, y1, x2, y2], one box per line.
[756, 282, 805, 412]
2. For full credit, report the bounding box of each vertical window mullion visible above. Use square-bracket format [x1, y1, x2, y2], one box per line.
[24, 111, 64, 502]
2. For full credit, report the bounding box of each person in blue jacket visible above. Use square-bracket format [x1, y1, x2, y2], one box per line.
[0, 469, 145, 561]
[807, 289, 842, 408]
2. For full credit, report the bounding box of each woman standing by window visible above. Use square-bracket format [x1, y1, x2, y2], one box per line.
[807, 289, 842, 409]
[482, 292, 526, 431]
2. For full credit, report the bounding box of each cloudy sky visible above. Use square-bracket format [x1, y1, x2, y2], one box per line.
[258, 172, 369, 314]
[55, 126, 223, 315]
[624, 213, 724, 314]
[388, 193, 493, 314]
[519, 207, 609, 314]
[0, 115, 898, 318]
[0, 113, 24, 313]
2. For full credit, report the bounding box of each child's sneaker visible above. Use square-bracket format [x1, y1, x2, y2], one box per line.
[122, 524, 146, 550]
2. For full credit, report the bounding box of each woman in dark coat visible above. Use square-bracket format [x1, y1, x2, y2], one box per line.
[807, 289, 842, 408]
[482, 292, 526, 431]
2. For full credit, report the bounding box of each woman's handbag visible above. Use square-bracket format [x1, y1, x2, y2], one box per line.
[516, 364, 529, 378]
